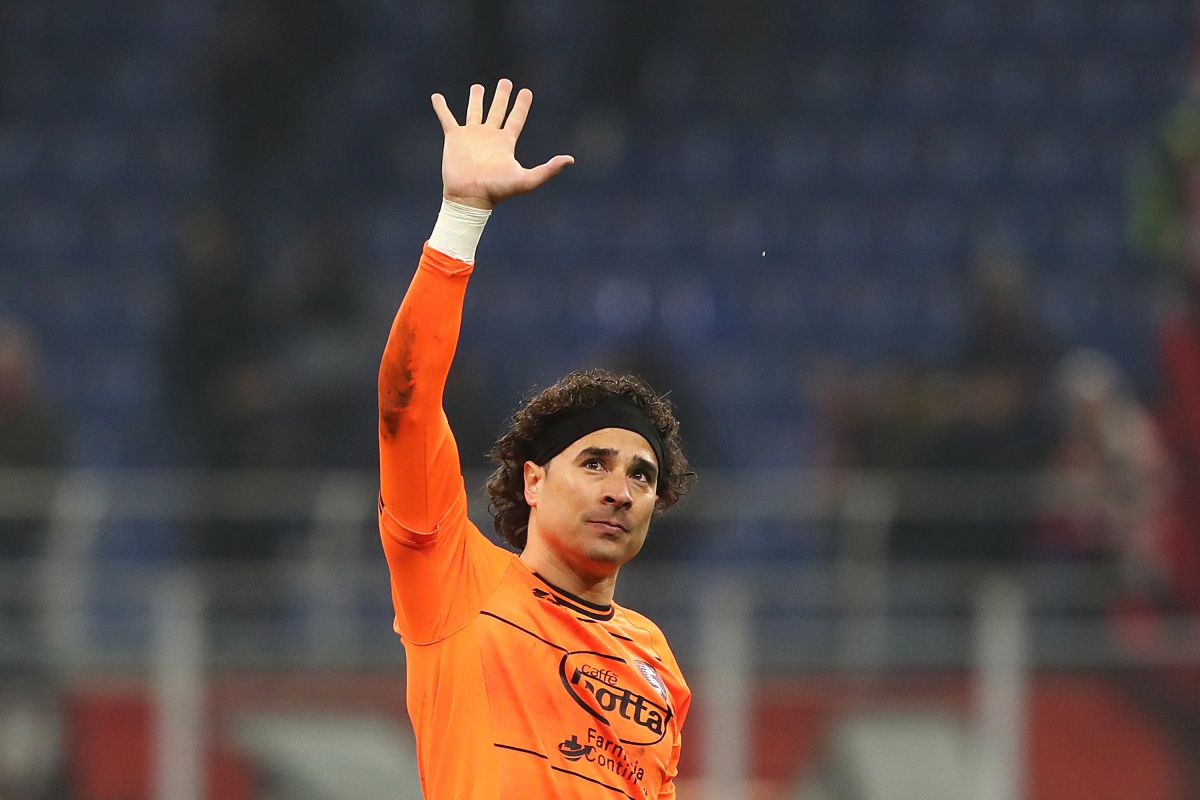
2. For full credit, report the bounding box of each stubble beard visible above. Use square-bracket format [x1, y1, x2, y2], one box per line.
[578, 523, 645, 566]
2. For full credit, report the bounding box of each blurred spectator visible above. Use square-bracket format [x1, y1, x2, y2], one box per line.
[1144, 155, 1200, 800]
[0, 320, 63, 657]
[1128, 289, 1200, 794]
[1156, 267, 1200, 614]
[1038, 349, 1172, 596]
[829, 251, 1060, 563]
[891, 254, 1058, 562]
[1128, 61, 1200, 268]
[1126, 61, 1200, 795]
[892, 365, 1052, 561]
[0, 321, 69, 800]
[830, 362, 949, 476]
[1127, 64, 1200, 616]
[165, 205, 270, 470]
[963, 252, 1058, 381]
[265, 218, 375, 468]
[165, 208, 377, 647]
[0, 321, 61, 473]
[164, 205, 288, 648]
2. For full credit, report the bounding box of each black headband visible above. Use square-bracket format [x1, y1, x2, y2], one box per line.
[530, 395, 665, 470]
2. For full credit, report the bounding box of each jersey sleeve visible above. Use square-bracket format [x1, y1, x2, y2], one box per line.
[377, 243, 510, 644]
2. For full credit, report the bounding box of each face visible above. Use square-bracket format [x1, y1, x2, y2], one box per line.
[523, 427, 659, 578]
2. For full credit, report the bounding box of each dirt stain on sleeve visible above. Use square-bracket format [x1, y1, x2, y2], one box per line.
[378, 320, 416, 439]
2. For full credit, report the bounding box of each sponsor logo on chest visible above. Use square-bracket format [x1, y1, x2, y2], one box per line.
[559, 651, 673, 746]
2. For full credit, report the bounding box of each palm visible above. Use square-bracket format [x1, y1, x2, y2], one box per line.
[441, 127, 529, 206]
[432, 80, 573, 210]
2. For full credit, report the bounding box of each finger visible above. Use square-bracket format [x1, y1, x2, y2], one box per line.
[431, 93, 457, 132]
[485, 78, 513, 128]
[466, 83, 485, 125]
[504, 87, 533, 137]
[522, 154, 575, 191]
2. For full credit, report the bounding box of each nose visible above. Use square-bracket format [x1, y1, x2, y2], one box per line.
[602, 475, 633, 510]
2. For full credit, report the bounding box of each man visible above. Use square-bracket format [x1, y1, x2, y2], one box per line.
[377, 79, 695, 799]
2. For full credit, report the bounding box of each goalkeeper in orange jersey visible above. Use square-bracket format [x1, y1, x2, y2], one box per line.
[377, 79, 696, 799]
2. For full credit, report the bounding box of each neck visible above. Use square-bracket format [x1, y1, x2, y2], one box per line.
[519, 547, 619, 606]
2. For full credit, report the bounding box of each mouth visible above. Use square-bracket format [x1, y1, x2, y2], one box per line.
[586, 519, 628, 535]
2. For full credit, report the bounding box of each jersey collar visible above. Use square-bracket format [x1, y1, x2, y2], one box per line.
[532, 572, 615, 621]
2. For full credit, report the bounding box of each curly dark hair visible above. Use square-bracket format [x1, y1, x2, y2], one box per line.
[486, 368, 695, 550]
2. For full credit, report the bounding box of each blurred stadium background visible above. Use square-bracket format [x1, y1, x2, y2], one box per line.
[4, 0, 1200, 798]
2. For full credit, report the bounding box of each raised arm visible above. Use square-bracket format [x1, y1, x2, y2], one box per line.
[378, 80, 573, 533]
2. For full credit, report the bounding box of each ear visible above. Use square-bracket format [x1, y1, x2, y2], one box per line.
[523, 460, 545, 508]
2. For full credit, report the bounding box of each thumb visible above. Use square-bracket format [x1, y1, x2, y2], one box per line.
[523, 154, 575, 191]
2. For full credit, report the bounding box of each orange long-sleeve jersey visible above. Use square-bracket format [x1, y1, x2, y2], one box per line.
[378, 244, 690, 800]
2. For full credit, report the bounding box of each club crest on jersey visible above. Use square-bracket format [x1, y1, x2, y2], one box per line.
[634, 660, 670, 706]
[559, 651, 673, 746]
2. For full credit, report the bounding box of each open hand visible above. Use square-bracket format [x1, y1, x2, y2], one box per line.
[432, 79, 574, 211]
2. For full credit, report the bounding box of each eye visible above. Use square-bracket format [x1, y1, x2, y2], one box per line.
[583, 458, 603, 470]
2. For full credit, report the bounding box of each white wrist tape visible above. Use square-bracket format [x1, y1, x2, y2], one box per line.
[428, 199, 492, 263]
